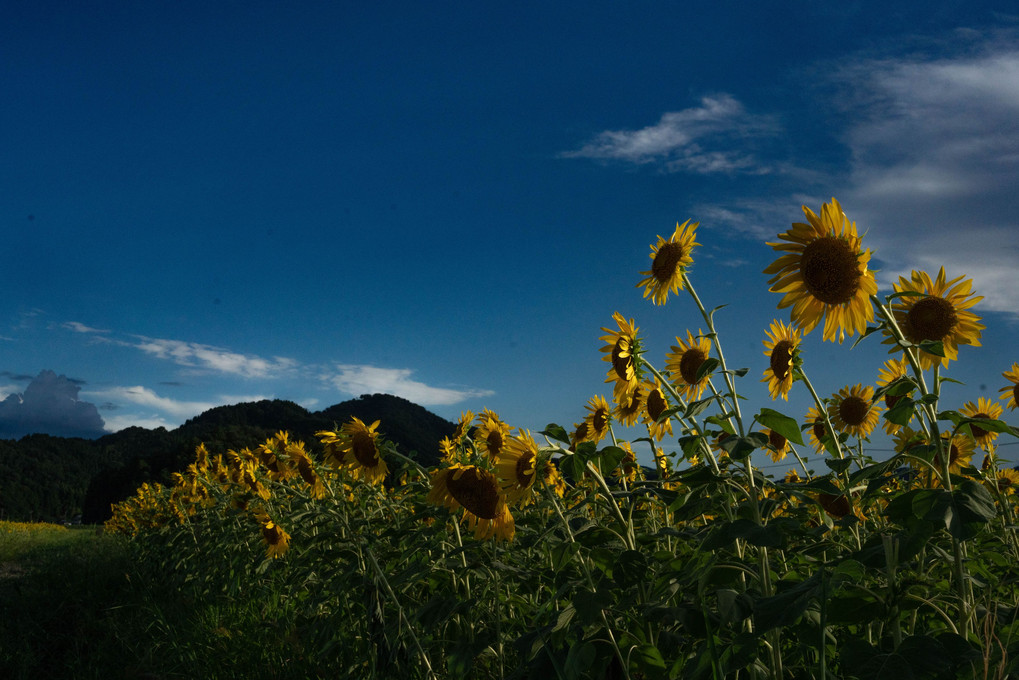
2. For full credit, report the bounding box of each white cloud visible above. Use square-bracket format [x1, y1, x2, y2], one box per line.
[326, 364, 494, 406]
[62, 321, 110, 334]
[561, 94, 779, 174]
[101, 413, 175, 432]
[85, 385, 219, 420]
[132, 337, 298, 378]
[834, 45, 1019, 317]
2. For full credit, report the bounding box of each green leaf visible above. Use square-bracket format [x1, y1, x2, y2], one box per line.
[596, 445, 626, 475]
[572, 589, 613, 625]
[695, 357, 721, 383]
[683, 396, 716, 418]
[825, 458, 853, 474]
[540, 423, 570, 444]
[918, 339, 945, 357]
[631, 644, 667, 676]
[613, 550, 648, 588]
[756, 407, 805, 446]
[883, 397, 917, 427]
[564, 640, 597, 680]
[719, 433, 766, 460]
[715, 589, 754, 625]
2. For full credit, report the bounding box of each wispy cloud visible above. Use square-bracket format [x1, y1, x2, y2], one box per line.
[833, 43, 1019, 317]
[85, 385, 220, 421]
[131, 337, 299, 378]
[63, 321, 111, 334]
[325, 364, 494, 406]
[561, 94, 780, 174]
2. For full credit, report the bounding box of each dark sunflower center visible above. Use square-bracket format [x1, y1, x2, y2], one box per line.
[999, 477, 1015, 492]
[611, 341, 632, 381]
[351, 431, 380, 467]
[647, 388, 668, 421]
[970, 413, 990, 440]
[514, 452, 536, 487]
[799, 237, 862, 305]
[262, 523, 283, 544]
[486, 430, 504, 456]
[592, 408, 609, 432]
[1014, 385, 1019, 406]
[619, 388, 643, 418]
[679, 348, 706, 385]
[769, 340, 793, 380]
[839, 396, 870, 427]
[819, 493, 850, 518]
[447, 468, 500, 520]
[885, 393, 903, 409]
[812, 418, 827, 441]
[651, 242, 686, 282]
[905, 296, 957, 343]
[769, 430, 787, 449]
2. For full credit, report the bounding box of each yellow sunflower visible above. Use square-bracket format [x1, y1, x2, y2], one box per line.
[764, 198, 877, 343]
[764, 428, 790, 463]
[828, 384, 882, 440]
[317, 417, 390, 485]
[761, 320, 801, 401]
[641, 379, 673, 441]
[805, 405, 831, 453]
[427, 465, 515, 541]
[991, 468, 1019, 496]
[600, 312, 642, 397]
[1000, 363, 1019, 411]
[254, 510, 291, 559]
[475, 410, 512, 461]
[783, 469, 801, 484]
[876, 357, 913, 434]
[887, 267, 983, 370]
[961, 397, 1004, 449]
[613, 383, 645, 428]
[665, 329, 712, 401]
[614, 441, 641, 483]
[582, 395, 612, 444]
[636, 219, 700, 305]
[936, 432, 976, 475]
[496, 430, 542, 506]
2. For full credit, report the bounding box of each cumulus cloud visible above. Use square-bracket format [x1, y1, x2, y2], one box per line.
[834, 44, 1019, 317]
[0, 370, 106, 439]
[325, 364, 495, 406]
[131, 337, 298, 378]
[561, 94, 780, 174]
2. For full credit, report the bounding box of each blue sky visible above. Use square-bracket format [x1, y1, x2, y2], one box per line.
[3, 2, 1019, 468]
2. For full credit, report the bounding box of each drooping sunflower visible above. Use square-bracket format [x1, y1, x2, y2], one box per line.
[828, 384, 882, 440]
[427, 464, 515, 541]
[761, 320, 801, 401]
[636, 220, 700, 305]
[496, 430, 542, 506]
[317, 417, 389, 485]
[641, 379, 673, 441]
[876, 357, 913, 434]
[583, 395, 613, 444]
[991, 468, 1019, 495]
[961, 397, 1004, 449]
[1000, 363, 1019, 411]
[887, 267, 983, 370]
[665, 329, 712, 401]
[475, 410, 512, 462]
[289, 445, 326, 499]
[614, 441, 641, 483]
[600, 312, 642, 397]
[764, 198, 878, 343]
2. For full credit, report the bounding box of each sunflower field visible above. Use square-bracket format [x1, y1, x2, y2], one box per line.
[105, 198, 1019, 679]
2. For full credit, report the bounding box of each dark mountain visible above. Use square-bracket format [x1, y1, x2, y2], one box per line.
[0, 394, 454, 524]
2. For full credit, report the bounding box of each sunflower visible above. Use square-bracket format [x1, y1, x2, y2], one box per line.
[641, 379, 673, 441]
[254, 510, 291, 559]
[453, 411, 475, 441]
[475, 411, 512, 461]
[764, 428, 790, 463]
[583, 395, 613, 444]
[600, 312, 643, 397]
[876, 357, 913, 434]
[427, 465, 515, 541]
[961, 397, 1004, 449]
[665, 329, 712, 401]
[759, 320, 800, 401]
[317, 417, 389, 485]
[886, 267, 983, 370]
[496, 430, 541, 506]
[805, 405, 831, 453]
[828, 384, 882, 440]
[992, 468, 1019, 495]
[614, 441, 640, 483]
[1000, 363, 1019, 411]
[783, 469, 801, 484]
[636, 220, 700, 305]
[613, 383, 645, 428]
[764, 198, 877, 343]
[898, 427, 975, 476]
[289, 446, 326, 499]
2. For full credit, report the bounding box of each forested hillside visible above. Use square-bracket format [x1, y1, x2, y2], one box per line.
[0, 394, 455, 524]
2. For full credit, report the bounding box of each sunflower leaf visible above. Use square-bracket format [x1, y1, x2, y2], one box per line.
[540, 423, 571, 445]
[695, 357, 721, 382]
[755, 407, 805, 446]
[918, 339, 946, 357]
[850, 324, 882, 350]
